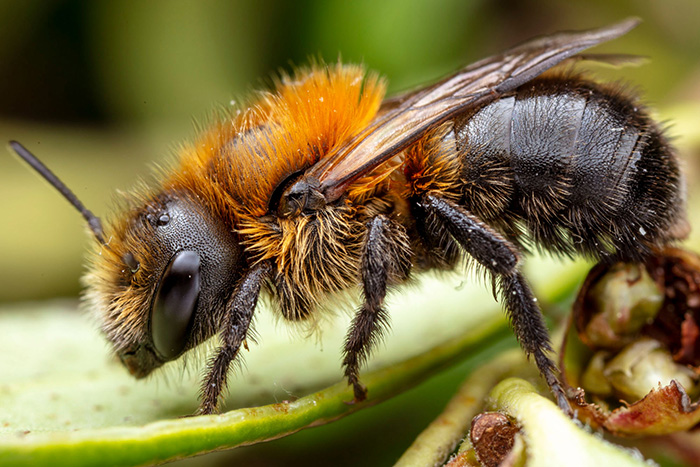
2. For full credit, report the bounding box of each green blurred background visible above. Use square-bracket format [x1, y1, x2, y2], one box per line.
[1, 0, 699, 303]
[1, 1, 700, 465]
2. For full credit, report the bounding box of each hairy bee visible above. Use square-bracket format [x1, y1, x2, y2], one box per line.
[10, 18, 687, 416]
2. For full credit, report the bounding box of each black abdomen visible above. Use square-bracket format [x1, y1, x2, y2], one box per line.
[454, 76, 686, 261]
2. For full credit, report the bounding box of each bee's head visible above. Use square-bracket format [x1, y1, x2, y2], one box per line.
[9, 142, 245, 378]
[84, 192, 243, 377]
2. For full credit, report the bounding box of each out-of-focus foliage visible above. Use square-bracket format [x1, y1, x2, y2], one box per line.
[1, 0, 699, 302]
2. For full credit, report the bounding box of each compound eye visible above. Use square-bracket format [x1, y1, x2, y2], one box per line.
[151, 250, 201, 359]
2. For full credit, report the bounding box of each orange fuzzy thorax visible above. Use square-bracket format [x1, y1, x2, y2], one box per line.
[165, 63, 386, 221]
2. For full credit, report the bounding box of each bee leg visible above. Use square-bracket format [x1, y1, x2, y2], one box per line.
[422, 194, 573, 417]
[197, 261, 271, 415]
[343, 215, 411, 403]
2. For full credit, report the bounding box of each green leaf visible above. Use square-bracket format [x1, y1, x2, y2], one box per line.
[0, 275, 509, 466]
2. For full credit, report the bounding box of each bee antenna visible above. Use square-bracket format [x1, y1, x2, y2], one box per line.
[8, 140, 108, 246]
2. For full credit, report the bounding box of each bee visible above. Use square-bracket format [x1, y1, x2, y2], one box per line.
[10, 17, 688, 416]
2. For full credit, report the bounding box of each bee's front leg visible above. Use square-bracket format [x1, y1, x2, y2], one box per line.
[197, 261, 271, 415]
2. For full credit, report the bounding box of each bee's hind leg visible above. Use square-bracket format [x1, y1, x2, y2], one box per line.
[422, 193, 573, 417]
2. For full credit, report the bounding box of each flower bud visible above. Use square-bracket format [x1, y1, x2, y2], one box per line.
[581, 263, 663, 349]
[603, 338, 696, 401]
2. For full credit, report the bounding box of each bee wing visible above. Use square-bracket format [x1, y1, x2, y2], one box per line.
[306, 18, 640, 204]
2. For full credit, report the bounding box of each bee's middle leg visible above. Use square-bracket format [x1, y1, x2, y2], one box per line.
[342, 215, 411, 403]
